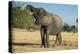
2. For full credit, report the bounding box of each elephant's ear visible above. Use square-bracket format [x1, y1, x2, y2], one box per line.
[38, 8, 47, 16]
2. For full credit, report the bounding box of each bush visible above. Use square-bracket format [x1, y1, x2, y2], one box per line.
[10, 6, 39, 30]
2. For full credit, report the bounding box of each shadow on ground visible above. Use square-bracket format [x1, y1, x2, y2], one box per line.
[13, 42, 40, 46]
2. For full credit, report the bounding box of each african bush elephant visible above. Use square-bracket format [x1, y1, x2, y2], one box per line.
[27, 5, 63, 48]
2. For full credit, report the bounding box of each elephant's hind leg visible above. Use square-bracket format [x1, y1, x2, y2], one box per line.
[55, 33, 62, 46]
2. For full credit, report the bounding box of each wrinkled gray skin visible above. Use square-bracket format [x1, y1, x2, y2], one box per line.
[27, 5, 63, 48]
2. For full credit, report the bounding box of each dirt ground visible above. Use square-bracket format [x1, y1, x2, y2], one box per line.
[11, 29, 78, 53]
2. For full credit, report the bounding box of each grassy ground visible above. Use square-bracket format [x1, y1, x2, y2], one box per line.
[11, 28, 78, 53]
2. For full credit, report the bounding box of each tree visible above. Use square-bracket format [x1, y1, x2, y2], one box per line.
[10, 5, 40, 31]
[63, 23, 70, 32]
[63, 23, 77, 32]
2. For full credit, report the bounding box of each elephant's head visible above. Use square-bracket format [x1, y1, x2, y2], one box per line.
[26, 5, 47, 25]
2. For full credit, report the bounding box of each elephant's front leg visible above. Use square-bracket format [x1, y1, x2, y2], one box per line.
[45, 29, 49, 48]
[40, 27, 46, 48]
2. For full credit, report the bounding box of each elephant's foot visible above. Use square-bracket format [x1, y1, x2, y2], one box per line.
[40, 44, 49, 48]
[55, 42, 62, 46]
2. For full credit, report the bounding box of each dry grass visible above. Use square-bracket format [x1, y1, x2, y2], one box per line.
[11, 28, 78, 53]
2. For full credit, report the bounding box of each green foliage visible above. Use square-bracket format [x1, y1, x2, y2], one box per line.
[11, 6, 38, 30]
[63, 23, 78, 32]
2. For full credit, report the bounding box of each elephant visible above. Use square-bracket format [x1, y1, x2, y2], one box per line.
[27, 5, 63, 48]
